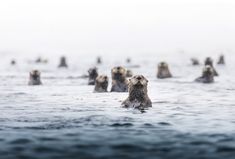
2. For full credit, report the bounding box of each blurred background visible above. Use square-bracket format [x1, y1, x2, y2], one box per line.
[0, 0, 235, 57]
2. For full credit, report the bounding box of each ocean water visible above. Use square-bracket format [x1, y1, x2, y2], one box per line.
[0, 52, 235, 159]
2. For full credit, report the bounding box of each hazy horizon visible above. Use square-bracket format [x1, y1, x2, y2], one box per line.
[1, 0, 235, 55]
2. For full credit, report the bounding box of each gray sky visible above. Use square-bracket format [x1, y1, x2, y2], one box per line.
[0, 0, 235, 55]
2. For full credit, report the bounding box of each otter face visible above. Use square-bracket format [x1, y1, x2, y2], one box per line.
[58, 56, 68, 68]
[94, 75, 109, 92]
[157, 62, 172, 79]
[203, 65, 214, 76]
[29, 70, 42, 85]
[88, 67, 98, 85]
[130, 75, 148, 87]
[111, 66, 126, 80]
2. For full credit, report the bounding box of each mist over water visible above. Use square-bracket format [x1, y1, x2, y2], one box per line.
[1, 0, 235, 159]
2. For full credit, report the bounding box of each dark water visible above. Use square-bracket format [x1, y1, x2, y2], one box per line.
[1, 53, 235, 159]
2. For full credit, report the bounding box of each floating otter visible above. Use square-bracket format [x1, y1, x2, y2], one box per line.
[111, 66, 128, 92]
[126, 58, 131, 64]
[191, 58, 200, 65]
[126, 69, 133, 78]
[58, 56, 68, 68]
[28, 70, 42, 85]
[195, 65, 214, 83]
[94, 75, 109, 92]
[88, 67, 98, 85]
[157, 62, 172, 79]
[122, 75, 152, 109]
[96, 56, 102, 64]
[204, 57, 218, 76]
[217, 55, 225, 65]
[11, 59, 16, 65]
[35, 57, 48, 64]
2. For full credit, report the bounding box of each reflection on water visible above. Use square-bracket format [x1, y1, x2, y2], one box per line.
[0, 52, 235, 159]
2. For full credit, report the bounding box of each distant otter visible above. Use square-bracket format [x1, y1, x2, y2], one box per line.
[217, 55, 225, 65]
[88, 67, 98, 85]
[28, 70, 42, 85]
[58, 56, 68, 68]
[111, 66, 128, 92]
[204, 57, 218, 76]
[191, 58, 200, 65]
[126, 58, 131, 64]
[122, 75, 152, 109]
[96, 56, 102, 64]
[157, 62, 172, 79]
[126, 69, 133, 78]
[11, 59, 16, 65]
[35, 57, 48, 64]
[195, 65, 214, 83]
[94, 75, 109, 92]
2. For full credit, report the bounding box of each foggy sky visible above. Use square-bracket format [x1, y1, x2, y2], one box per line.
[0, 0, 235, 55]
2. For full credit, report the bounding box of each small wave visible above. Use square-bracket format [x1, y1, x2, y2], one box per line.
[110, 123, 133, 127]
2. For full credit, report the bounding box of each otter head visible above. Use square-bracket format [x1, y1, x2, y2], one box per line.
[29, 70, 42, 85]
[158, 62, 169, 69]
[94, 75, 109, 92]
[126, 69, 133, 78]
[129, 75, 148, 89]
[58, 56, 68, 68]
[88, 67, 98, 85]
[111, 66, 127, 81]
[205, 57, 213, 66]
[191, 58, 200, 65]
[157, 62, 172, 78]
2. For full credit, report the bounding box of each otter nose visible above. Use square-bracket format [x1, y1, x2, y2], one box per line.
[137, 76, 142, 80]
[104, 76, 108, 79]
[117, 67, 121, 70]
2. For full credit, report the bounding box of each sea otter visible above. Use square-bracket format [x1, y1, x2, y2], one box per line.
[88, 67, 98, 85]
[191, 58, 200, 65]
[11, 59, 16, 65]
[94, 75, 109, 92]
[28, 70, 42, 85]
[195, 65, 214, 83]
[96, 56, 102, 64]
[204, 57, 218, 76]
[126, 58, 131, 64]
[111, 66, 128, 92]
[217, 55, 225, 65]
[35, 57, 48, 64]
[157, 62, 172, 79]
[122, 75, 152, 109]
[126, 69, 133, 78]
[58, 56, 68, 68]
